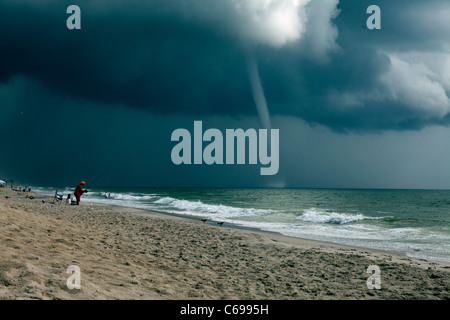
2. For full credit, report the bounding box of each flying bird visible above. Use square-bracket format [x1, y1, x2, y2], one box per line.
[217, 222, 224, 226]
[201, 219, 207, 223]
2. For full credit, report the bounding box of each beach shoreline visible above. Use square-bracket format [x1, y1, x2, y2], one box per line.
[1, 188, 449, 300]
[32, 187, 449, 266]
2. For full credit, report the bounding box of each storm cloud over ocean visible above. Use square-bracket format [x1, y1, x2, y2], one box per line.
[1, 0, 450, 188]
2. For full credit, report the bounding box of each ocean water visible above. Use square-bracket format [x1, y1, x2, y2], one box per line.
[34, 187, 450, 263]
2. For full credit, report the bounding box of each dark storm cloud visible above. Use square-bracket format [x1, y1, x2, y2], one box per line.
[0, 75, 274, 187]
[0, 0, 255, 115]
[1, 0, 449, 132]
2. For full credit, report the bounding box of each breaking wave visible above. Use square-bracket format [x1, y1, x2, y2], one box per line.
[297, 208, 379, 225]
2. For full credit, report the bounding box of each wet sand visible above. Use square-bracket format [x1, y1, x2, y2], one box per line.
[0, 188, 449, 300]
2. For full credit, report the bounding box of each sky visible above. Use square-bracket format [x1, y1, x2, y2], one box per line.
[1, 0, 450, 189]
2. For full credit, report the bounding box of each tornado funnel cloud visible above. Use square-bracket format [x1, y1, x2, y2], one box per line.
[246, 54, 272, 130]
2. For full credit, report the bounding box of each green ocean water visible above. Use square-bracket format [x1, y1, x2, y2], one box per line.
[35, 187, 450, 262]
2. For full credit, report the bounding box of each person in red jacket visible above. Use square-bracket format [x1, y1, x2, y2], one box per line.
[74, 181, 88, 205]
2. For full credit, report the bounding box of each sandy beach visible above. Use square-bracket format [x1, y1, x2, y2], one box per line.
[0, 188, 449, 300]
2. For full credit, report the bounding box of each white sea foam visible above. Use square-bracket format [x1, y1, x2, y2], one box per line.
[297, 208, 368, 224]
[154, 197, 174, 205]
[154, 196, 274, 218]
[111, 193, 156, 201]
